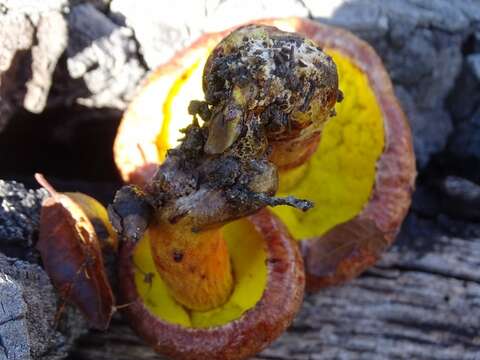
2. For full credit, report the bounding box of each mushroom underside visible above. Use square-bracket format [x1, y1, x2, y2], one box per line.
[114, 19, 414, 291]
[119, 209, 304, 360]
[132, 217, 268, 328]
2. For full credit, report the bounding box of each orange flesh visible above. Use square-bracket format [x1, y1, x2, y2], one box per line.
[134, 219, 268, 328]
[149, 221, 233, 311]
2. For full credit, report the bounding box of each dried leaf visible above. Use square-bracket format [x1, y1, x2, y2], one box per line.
[35, 174, 115, 330]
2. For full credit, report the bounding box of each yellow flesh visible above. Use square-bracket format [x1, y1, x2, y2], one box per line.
[156, 57, 209, 161]
[133, 219, 267, 328]
[136, 47, 384, 327]
[65, 192, 117, 249]
[272, 50, 385, 238]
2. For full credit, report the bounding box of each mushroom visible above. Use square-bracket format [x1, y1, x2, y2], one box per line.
[118, 209, 304, 359]
[114, 18, 415, 294]
[110, 24, 339, 359]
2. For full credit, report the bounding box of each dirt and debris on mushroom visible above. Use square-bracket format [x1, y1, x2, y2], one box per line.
[110, 25, 339, 239]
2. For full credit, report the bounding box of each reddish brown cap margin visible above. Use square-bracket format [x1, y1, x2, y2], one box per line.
[289, 19, 416, 290]
[118, 209, 305, 360]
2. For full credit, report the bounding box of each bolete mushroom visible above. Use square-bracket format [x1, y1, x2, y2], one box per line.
[110, 23, 340, 359]
[114, 18, 415, 294]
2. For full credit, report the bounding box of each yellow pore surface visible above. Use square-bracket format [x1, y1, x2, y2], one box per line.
[272, 49, 385, 238]
[133, 219, 267, 328]
[156, 57, 207, 161]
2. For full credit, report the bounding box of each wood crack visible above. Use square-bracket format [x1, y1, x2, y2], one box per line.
[0, 315, 24, 327]
[378, 263, 480, 285]
[0, 333, 8, 358]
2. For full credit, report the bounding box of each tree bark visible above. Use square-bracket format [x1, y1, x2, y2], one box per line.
[5, 179, 480, 360]
[0, 254, 88, 360]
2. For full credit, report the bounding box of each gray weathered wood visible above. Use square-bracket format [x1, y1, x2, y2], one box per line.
[0, 181, 88, 360]
[0, 0, 146, 133]
[0, 1, 68, 131]
[0, 254, 87, 360]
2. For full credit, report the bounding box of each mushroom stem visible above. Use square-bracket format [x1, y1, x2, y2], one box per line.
[149, 220, 232, 311]
[269, 133, 322, 171]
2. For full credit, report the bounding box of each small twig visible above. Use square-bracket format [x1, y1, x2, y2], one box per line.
[136, 143, 148, 164]
[34, 173, 59, 198]
[252, 192, 314, 212]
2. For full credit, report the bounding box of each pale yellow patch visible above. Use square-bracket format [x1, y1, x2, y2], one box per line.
[157, 56, 207, 161]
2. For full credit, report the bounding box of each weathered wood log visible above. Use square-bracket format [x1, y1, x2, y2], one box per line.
[0, 0, 68, 131]
[0, 0, 146, 133]
[3, 177, 480, 359]
[0, 254, 88, 360]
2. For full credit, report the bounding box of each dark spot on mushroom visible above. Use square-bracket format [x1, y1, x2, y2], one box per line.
[337, 89, 344, 103]
[144, 272, 154, 284]
[173, 250, 184, 263]
[266, 258, 281, 264]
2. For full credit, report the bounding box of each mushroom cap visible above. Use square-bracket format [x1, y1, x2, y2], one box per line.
[118, 209, 304, 360]
[113, 18, 415, 290]
[282, 19, 416, 290]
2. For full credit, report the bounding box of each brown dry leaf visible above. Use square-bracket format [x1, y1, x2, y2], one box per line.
[35, 174, 115, 330]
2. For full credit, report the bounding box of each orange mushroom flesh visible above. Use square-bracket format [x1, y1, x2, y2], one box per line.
[148, 220, 234, 311]
[132, 217, 267, 327]
[114, 19, 415, 294]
